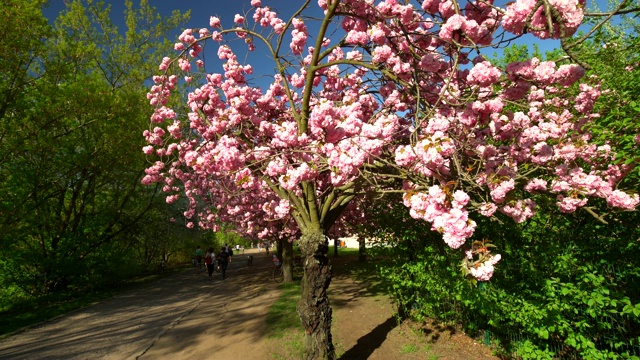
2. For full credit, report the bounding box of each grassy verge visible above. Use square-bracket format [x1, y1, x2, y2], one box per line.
[265, 281, 305, 359]
[265, 282, 302, 338]
[0, 265, 188, 338]
[331, 247, 393, 298]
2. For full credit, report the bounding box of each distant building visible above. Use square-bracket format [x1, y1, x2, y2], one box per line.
[337, 236, 378, 248]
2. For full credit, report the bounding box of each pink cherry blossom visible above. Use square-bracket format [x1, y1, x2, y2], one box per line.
[159, 57, 171, 71]
[144, 0, 637, 288]
[478, 203, 498, 217]
[556, 195, 588, 212]
[490, 179, 515, 204]
[467, 61, 502, 87]
[525, 178, 548, 193]
[500, 199, 536, 223]
[606, 190, 640, 210]
[290, 18, 308, 55]
[470, 260, 495, 281]
[439, 14, 466, 41]
[503, 0, 584, 39]
[210, 16, 221, 28]
[555, 64, 585, 87]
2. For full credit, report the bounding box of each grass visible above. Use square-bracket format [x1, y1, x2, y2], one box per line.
[264, 282, 303, 338]
[265, 281, 305, 359]
[401, 343, 420, 354]
[330, 246, 393, 298]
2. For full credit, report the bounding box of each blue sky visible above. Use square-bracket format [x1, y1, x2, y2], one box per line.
[43, 0, 614, 60]
[42, 1, 328, 85]
[43, 0, 602, 85]
[43, 1, 325, 36]
[148, 0, 326, 33]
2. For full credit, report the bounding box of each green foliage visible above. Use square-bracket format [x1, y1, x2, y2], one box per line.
[366, 11, 640, 358]
[478, 208, 640, 359]
[0, 0, 191, 305]
[363, 195, 476, 323]
[366, 191, 640, 358]
[490, 43, 545, 66]
[574, 30, 640, 185]
[540, 3, 640, 185]
[214, 226, 251, 250]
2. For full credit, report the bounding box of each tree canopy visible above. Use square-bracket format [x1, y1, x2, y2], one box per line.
[143, 0, 639, 358]
[0, 0, 189, 296]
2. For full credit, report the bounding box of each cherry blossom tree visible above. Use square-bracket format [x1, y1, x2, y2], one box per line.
[143, 0, 638, 358]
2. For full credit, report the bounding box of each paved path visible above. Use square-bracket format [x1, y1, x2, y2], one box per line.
[0, 249, 279, 360]
[0, 250, 499, 360]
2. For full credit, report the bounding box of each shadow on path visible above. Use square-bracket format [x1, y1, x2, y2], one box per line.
[339, 316, 397, 360]
[0, 250, 276, 360]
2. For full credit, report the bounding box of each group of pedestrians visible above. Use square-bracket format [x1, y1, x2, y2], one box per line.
[256, 241, 274, 254]
[196, 245, 234, 280]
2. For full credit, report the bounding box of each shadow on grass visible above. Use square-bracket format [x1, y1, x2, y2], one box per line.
[330, 248, 392, 298]
[338, 316, 397, 360]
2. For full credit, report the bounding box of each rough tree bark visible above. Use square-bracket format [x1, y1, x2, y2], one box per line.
[296, 230, 335, 360]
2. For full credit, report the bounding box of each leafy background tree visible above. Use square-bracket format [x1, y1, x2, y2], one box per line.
[0, 0, 199, 304]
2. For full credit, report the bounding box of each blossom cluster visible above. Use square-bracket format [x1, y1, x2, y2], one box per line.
[142, 0, 638, 281]
[463, 240, 502, 281]
[503, 0, 585, 39]
[403, 185, 476, 249]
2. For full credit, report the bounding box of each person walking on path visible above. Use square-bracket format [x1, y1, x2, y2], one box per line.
[225, 244, 233, 263]
[204, 247, 215, 279]
[195, 246, 204, 271]
[216, 247, 230, 279]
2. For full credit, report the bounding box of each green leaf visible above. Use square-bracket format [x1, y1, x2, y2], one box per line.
[539, 329, 549, 339]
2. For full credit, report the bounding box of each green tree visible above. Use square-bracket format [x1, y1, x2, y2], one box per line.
[0, 0, 189, 297]
[370, 6, 640, 354]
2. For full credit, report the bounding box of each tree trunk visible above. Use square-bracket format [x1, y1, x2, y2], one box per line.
[282, 237, 294, 283]
[358, 233, 367, 262]
[333, 238, 339, 257]
[297, 230, 335, 360]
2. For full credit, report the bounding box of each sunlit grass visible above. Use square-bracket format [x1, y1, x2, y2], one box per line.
[265, 282, 303, 338]
[401, 343, 420, 353]
[266, 281, 305, 359]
